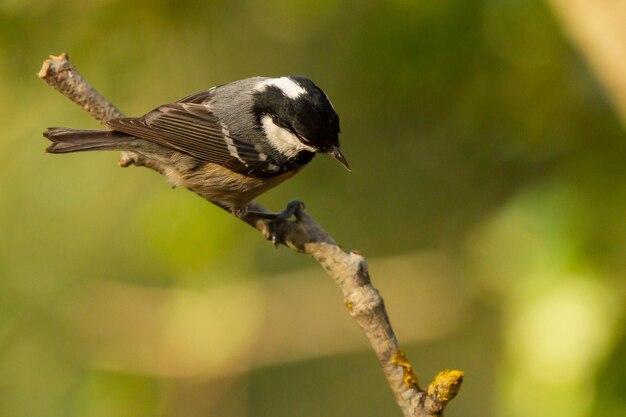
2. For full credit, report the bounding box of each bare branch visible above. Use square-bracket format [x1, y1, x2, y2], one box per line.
[39, 53, 124, 123]
[39, 53, 463, 417]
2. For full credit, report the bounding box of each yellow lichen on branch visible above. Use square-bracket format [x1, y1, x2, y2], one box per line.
[427, 369, 464, 404]
[391, 350, 419, 389]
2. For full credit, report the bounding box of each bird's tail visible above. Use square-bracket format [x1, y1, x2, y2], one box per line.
[44, 128, 135, 154]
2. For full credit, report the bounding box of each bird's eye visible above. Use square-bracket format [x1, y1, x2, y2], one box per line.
[271, 114, 287, 128]
[295, 132, 312, 145]
[268, 113, 306, 142]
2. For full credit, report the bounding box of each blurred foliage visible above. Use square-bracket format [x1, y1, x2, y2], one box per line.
[1, 0, 625, 416]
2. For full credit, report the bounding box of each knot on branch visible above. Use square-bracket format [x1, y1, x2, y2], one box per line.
[344, 285, 382, 316]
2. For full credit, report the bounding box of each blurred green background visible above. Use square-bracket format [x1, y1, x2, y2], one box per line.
[1, 0, 625, 416]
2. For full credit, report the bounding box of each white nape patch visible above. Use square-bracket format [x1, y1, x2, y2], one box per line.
[255, 77, 306, 99]
[261, 115, 315, 158]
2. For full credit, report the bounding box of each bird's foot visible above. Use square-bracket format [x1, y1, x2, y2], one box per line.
[268, 200, 305, 246]
[244, 200, 305, 246]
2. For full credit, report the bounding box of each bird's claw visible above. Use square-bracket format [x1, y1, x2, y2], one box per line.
[268, 200, 305, 246]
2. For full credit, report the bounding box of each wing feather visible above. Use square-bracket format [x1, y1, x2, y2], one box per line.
[107, 102, 258, 166]
[106, 91, 287, 177]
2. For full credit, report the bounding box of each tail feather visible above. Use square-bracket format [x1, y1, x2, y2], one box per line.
[44, 128, 134, 154]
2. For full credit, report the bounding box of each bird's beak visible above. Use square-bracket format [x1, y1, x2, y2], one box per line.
[327, 145, 351, 171]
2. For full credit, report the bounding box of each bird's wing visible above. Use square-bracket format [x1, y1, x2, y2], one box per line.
[107, 101, 276, 176]
[175, 89, 214, 104]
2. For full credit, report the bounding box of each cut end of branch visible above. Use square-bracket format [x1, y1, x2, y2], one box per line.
[38, 52, 71, 80]
[39, 53, 125, 124]
[427, 369, 464, 404]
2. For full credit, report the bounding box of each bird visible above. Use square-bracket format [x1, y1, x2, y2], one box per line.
[44, 76, 349, 226]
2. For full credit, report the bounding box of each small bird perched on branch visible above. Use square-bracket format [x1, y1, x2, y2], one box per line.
[44, 76, 349, 223]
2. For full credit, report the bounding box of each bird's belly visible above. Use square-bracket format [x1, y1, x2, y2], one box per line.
[182, 163, 299, 212]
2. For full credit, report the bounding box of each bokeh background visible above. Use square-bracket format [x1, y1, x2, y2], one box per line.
[1, 1, 625, 416]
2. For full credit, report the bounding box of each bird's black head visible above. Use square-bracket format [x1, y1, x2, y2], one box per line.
[252, 76, 349, 170]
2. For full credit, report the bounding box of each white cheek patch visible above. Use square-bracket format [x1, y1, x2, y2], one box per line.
[255, 77, 306, 99]
[261, 115, 315, 158]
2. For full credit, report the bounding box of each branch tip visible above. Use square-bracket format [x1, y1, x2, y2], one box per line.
[427, 369, 464, 404]
[38, 52, 72, 80]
